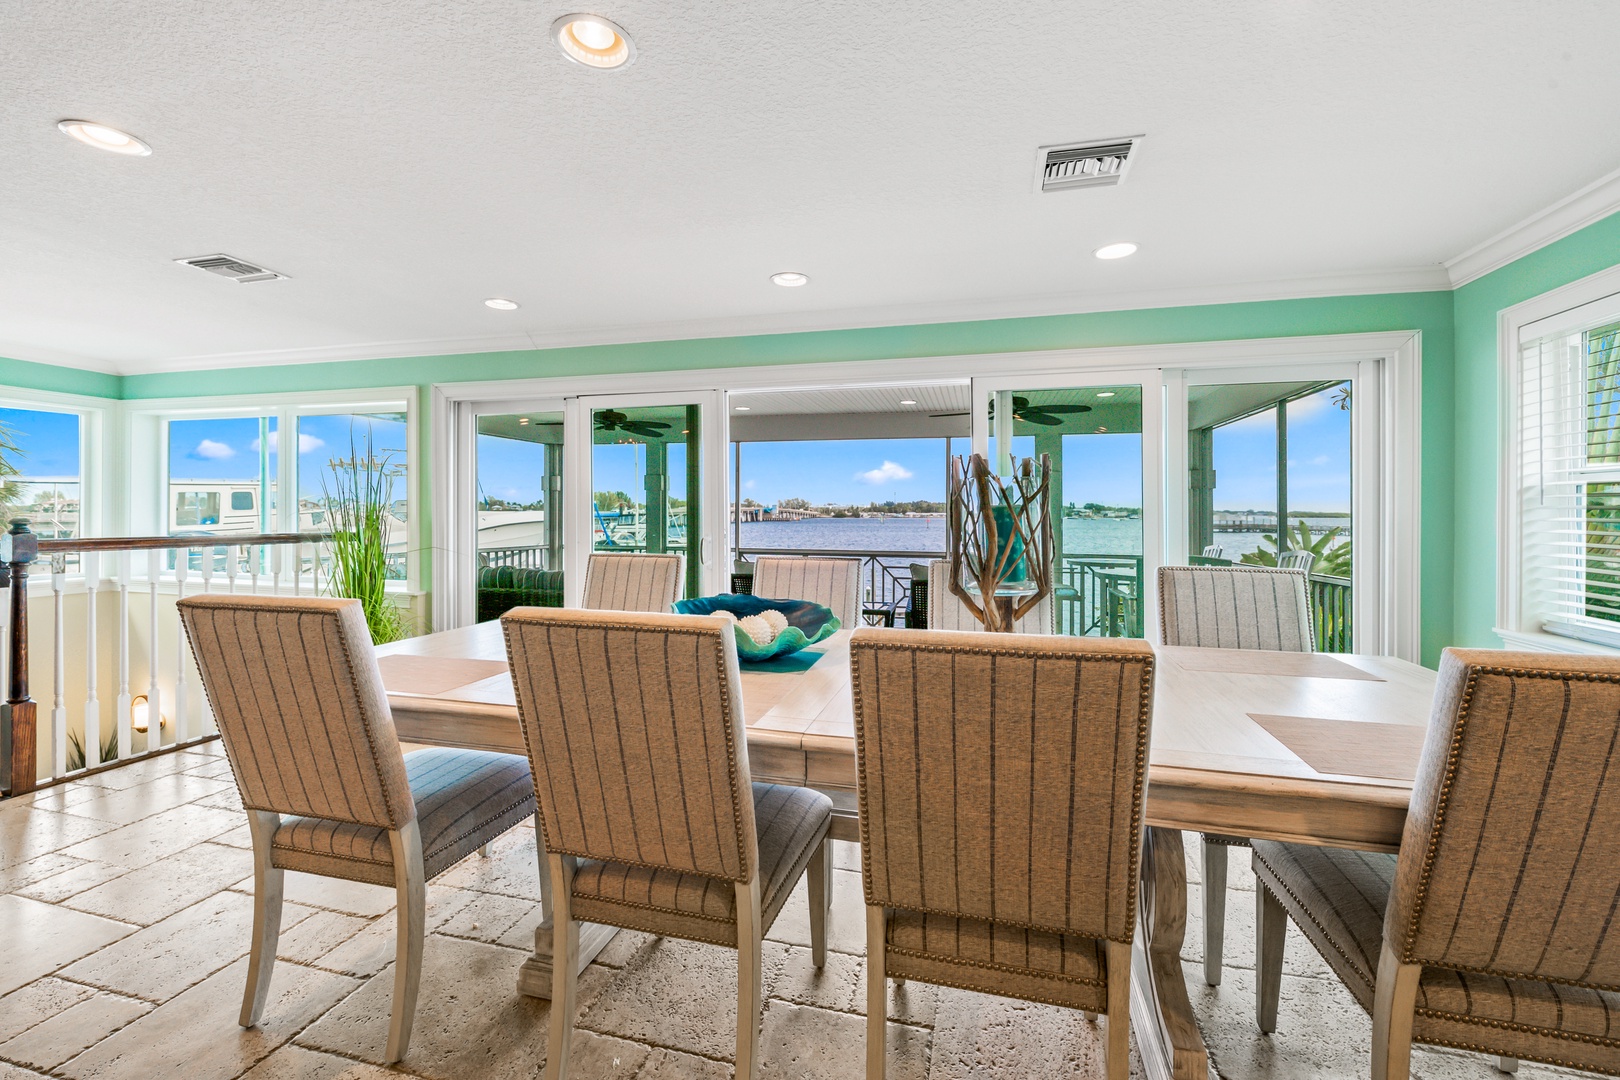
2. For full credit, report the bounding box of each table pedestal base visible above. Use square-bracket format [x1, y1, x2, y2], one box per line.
[1131, 826, 1211, 1080]
[517, 920, 620, 998]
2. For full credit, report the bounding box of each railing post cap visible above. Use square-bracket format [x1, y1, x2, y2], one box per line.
[8, 518, 32, 534]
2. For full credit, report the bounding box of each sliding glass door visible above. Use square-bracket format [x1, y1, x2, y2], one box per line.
[970, 371, 1164, 638]
[567, 391, 729, 603]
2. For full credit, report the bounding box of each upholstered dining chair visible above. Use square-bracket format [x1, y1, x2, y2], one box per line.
[752, 554, 862, 628]
[581, 551, 684, 612]
[1251, 648, 1620, 1080]
[1157, 563, 1313, 987]
[500, 607, 835, 1080]
[176, 595, 537, 1063]
[922, 558, 1054, 633]
[850, 628, 1155, 1080]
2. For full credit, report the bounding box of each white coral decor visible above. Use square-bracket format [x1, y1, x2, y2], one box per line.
[736, 614, 778, 647]
[758, 609, 789, 635]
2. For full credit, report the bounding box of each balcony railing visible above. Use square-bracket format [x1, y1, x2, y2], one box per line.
[1, 523, 327, 798]
[1310, 573, 1353, 653]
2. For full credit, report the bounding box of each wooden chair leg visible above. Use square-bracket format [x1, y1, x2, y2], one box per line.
[736, 878, 764, 1080]
[240, 810, 283, 1028]
[1370, 940, 1420, 1080]
[1495, 1057, 1519, 1074]
[478, 843, 491, 857]
[546, 855, 579, 1080]
[866, 904, 887, 1080]
[533, 813, 553, 923]
[1255, 881, 1287, 1034]
[1202, 839, 1227, 986]
[1104, 940, 1131, 1080]
[386, 820, 426, 1064]
[807, 836, 831, 969]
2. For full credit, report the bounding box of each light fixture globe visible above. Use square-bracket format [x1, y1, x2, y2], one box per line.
[552, 13, 634, 69]
[58, 120, 151, 156]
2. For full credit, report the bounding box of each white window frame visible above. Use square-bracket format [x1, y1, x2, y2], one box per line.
[0, 387, 112, 544]
[124, 387, 420, 591]
[430, 331, 1421, 657]
[1498, 263, 1620, 653]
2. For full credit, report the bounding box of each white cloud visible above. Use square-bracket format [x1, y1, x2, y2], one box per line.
[249, 432, 326, 454]
[193, 439, 234, 460]
[856, 460, 914, 485]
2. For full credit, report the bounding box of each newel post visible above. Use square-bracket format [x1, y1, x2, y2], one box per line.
[2, 519, 38, 796]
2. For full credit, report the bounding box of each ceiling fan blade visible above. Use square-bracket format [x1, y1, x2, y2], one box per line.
[1032, 404, 1093, 414]
[623, 424, 668, 438]
[1019, 412, 1064, 426]
[930, 410, 971, 418]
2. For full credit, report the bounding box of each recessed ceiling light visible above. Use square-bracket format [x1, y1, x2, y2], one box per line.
[734, 406, 751, 411]
[552, 13, 634, 69]
[899, 399, 917, 406]
[58, 120, 150, 156]
[484, 297, 520, 310]
[770, 272, 809, 287]
[1097, 391, 1115, 398]
[518, 417, 530, 425]
[1093, 242, 1138, 260]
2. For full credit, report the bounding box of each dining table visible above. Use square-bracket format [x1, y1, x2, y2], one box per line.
[375, 621, 1438, 1080]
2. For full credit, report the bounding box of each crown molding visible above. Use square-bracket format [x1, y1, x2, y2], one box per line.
[0, 344, 122, 377]
[100, 265, 1450, 377]
[1445, 165, 1620, 288]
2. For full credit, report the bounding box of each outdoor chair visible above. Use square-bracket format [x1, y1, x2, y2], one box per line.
[1252, 648, 1620, 1079]
[1156, 563, 1313, 987]
[850, 628, 1155, 1080]
[1277, 549, 1315, 572]
[500, 607, 834, 1080]
[752, 554, 862, 628]
[177, 595, 537, 1063]
[581, 551, 684, 612]
[923, 558, 1054, 633]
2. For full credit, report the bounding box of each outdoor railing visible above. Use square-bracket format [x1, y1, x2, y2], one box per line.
[1, 524, 327, 798]
[1059, 553, 1146, 638]
[1309, 573, 1353, 653]
[478, 545, 553, 571]
[734, 547, 938, 624]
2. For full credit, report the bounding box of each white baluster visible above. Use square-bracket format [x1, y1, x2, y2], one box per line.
[312, 540, 322, 594]
[83, 551, 100, 768]
[226, 544, 240, 594]
[116, 551, 131, 760]
[174, 548, 190, 742]
[50, 554, 66, 776]
[146, 549, 162, 750]
[197, 548, 216, 732]
[249, 544, 261, 594]
[273, 542, 286, 595]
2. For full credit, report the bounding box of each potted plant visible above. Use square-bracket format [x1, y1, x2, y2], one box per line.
[322, 430, 411, 644]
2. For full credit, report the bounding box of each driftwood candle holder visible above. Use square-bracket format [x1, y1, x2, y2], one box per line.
[946, 453, 1055, 632]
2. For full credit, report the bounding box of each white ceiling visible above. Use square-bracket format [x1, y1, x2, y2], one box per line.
[6, 0, 1620, 375]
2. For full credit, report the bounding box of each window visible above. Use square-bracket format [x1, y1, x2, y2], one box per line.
[166, 416, 277, 536]
[1515, 300, 1620, 647]
[0, 406, 84, 539]
[297, 411, 409, 579]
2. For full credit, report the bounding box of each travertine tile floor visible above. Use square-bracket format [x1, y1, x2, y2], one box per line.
[0, 744, 1591, 1079]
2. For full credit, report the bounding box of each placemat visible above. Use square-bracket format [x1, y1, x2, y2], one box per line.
[1249, 713, 1426, 781]
[376, 655, 511, 696]
[1170, 649, 1384, 681]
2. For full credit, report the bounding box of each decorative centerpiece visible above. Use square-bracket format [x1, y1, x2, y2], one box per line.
[672, 594, 841, 661]
[946, 452, 1055, 632]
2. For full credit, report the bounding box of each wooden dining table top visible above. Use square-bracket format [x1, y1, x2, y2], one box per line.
[377, 620, 1438, 851]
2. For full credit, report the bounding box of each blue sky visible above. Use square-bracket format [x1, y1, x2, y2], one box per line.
[1212, 387, 1351, 512]
[167, 413, 407, 497]
[0, 407, 81, 477]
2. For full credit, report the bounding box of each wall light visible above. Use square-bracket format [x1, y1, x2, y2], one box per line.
[130, 694, 164, 733]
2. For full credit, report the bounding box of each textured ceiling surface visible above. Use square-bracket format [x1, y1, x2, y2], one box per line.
[5, 0, 1620, 373]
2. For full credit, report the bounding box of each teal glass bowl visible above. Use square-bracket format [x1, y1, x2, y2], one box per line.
[672, 594, 841, 662]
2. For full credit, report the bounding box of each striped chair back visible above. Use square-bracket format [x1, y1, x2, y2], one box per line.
[1276, 550, 1315, 572]
[582, 552, 685, 612]
[752, 556, 862, 628]
[849, 628, 1155, 942]
[924, 559, 1053, 634]
[500, 607, 758, 883]
[1157, 565, 1313, 651]
[177, 595, 414, 830]
[1386, 649, 1620, 988]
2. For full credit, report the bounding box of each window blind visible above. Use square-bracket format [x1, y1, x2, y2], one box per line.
[1522, 318, 1620, 647]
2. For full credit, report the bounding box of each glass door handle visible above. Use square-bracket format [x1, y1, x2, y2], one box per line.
[700, 537, 713, 566]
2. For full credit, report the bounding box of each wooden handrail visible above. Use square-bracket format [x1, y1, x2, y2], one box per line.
[39, 531, 328, 554]
[0, 524, 327, 797]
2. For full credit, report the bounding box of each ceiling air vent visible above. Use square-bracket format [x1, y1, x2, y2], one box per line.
[175, 254, 286, 283]
[1036, 136, 1142, 193]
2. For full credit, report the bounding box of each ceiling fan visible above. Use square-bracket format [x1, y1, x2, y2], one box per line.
[594, 410, 673, 439]
[932, 395, 1093, 426]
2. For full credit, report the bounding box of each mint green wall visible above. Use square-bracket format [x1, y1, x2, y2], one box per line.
[1451, 210, 1620, 647]
[114, 291, 1458, 660]
[0, 355, 121, 399]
